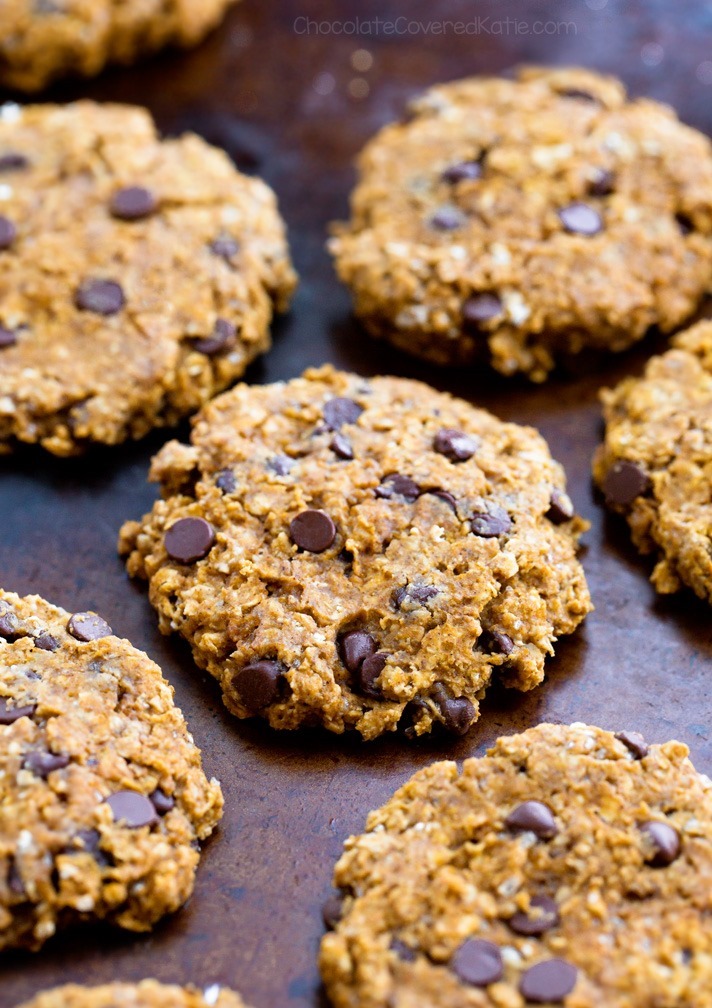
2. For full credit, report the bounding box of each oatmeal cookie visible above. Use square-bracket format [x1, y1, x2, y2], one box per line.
[14, 981, 249, 1008]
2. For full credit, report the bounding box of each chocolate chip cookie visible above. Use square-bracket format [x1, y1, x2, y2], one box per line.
[320, 722, 712, 1007]
[0, 100, 296, 456]
[0, 589, 223, 951]
[330, 67, 712, 381]
[119, 365, 591, 741]
[0, 0, 237, 92]
[14, 981, 249, 1008]
[593, 319, 712, 603]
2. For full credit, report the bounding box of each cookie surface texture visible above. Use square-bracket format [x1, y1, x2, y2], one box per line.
[14, 981, 249, 1008]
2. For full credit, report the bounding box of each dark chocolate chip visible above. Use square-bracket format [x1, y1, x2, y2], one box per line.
[442, 160, 483, 184]
[430, 206, 466, 230]
[0, 215, 16, 249]
[615, 730, 649, 760]
[150, 788, 175, 815]
[75, 278, 125, 315]
[520, 959, 577, 1003]
[0, 699, 36, 725]
[22, 750, 70, 778]
[641, 820, 681, 867]
[463, 292, 503, 324]
[0, 326, 17, 348]
[289, 509, 336, 553]
[558, 202, 603, 236]
[210, 235, 240, 259]
[546, 489, 575, 524]
[480, 629, 514, 656]
[339, 631, 377, 673]
[232, 660, 285, 712]
[0, 152, 29, 172]
[330, 432, 354, 459]
[588, 168, 615, 196]
[216, 468, 237, 494]
[432, 683, 476, 735]
[322, 891, 344, 930]
[425, 488, 458, 512]
[193, 318, 237, 355]
[165, 517, 216, 563]
[267, 454, 294, 476]
[375, 474, 421, 502]
[110, 186, 157, 220]
[0, 606, 18, 638]
[392, 584, 439, 609]
[7, 858, 25, 896]
[106, 791, 158, 829]
[390, 938, 418, 962]
[508, 895, 560, 936]
[451, 938, 503, 987]
[34, 632, 60, 652]
[323, 397, 364, 430]
[470, 505, 512, 537]
[505, 801, 558, 840]
[433, 428, 478, 462]
[559, 88, 597, 102]
[357, 652, 387, 699]
[67, 612, 113, 642]
[603, 460, 650, 506]
[676, 213, 694, 236]
[70, 828, 112, 867]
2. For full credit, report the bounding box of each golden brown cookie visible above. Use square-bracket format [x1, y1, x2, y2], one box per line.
[320, 722, 712, 1007]
[330, 67, 712, 381]
[119, 365, 591, 742]
[594, 319, 712, 603]
[0, 0, 237, 92]
[0, 100, 296, 456]
[14, 980, 249, 1008]
[0, 589, 223, 952]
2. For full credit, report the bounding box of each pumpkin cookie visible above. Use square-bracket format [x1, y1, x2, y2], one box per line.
[119, 365, 591, 741]
[14, 981, 249, 1008]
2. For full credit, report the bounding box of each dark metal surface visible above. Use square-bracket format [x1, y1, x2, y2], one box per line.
[3, 2, 712, 1005]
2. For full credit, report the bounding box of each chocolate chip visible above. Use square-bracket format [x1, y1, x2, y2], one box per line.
[330, 432, 354, 459]
[560, 88, 597, 102]
[463, 292, 503, 324]
[150, 788, 175, 815]
[322, 891, 344, 930]
[451, 939, 503, 987]
[339, 631, 377, 673]
[210, 235, 240, 259]
[425, 488, 458, 512]
[392, 584, 439, 610]
[323, 397, 364, 430]
[390, 938, 417, 962]
[193, 318, 237, 355]
[357, 652, 387, 699]
[34, 633, 60, 652]
[520, 959, 577, 1002]
[267, 455, 294, 476]
[615, 730, 649, 759]
[505, 801, 558, 840]
[165, 517, 216, 563]
[0, 326, 17, 348]
[546, 489, 575, 525]
[110, 186, 157, 220]
[480, 629, 514, 656]
[0, 215, 16, 249]
[588, 168, 615, 196]
[470, 505, 511, 538]
[430, 206, 466, 230]
[508, 895, 560, 936]
[676, 213, 694, 236]
[558, 202, 603, 236]
[641, 820, 681, 867]
[0, 152, 29, 172]
[7, 858, 25, 896]
[71, 828, 112, 867]
[22, 751, 70, 778]
[0, 606, 18, 638]
[603, 460, 650, 506]
[216, 468, 237, 494]
[289, 509, 336, 553]
[67, 612, 113, 642]
[376, 474, 421, 502]
[433, 428, 478, 462]
[442, 160, 483, 183]
[0, 699, 36, 725]
[232, 659, 285, 712]
[75, 278, 125, 315]
[106, 791, 158, 829]
[431, 683, 476, 735]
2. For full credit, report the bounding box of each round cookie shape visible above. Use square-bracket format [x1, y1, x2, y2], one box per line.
[319, 722, 712, 1007]
[119, 365, 591, 741]
[594, 320, 712, 604]
[0, 590, 223, 951]
[0, 0, 238, 92]
[329, 66, 712, 381]
[14, 981, 250, 1008]
[0, 101, 296, 456]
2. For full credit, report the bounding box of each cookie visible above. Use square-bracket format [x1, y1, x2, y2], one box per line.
[0, 589, 223, 951]
[0, 100, 296, 456]
[593, 319, 712, 603]
[0, 0, 237, 92]
[119, 365, 591, 742]
[13, 981, 249, 1008]
[329, 66, 712, 381]
[320, 721, 712, 1007]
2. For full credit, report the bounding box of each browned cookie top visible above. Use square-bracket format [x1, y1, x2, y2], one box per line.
[0, 590, 223, 952]
[119, 365, 591, 741]
[330, 67, 712, 380]
[320, 722, 712, 1007]
[14, 981, 249, 1008]
[0, 101, 296, 455]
